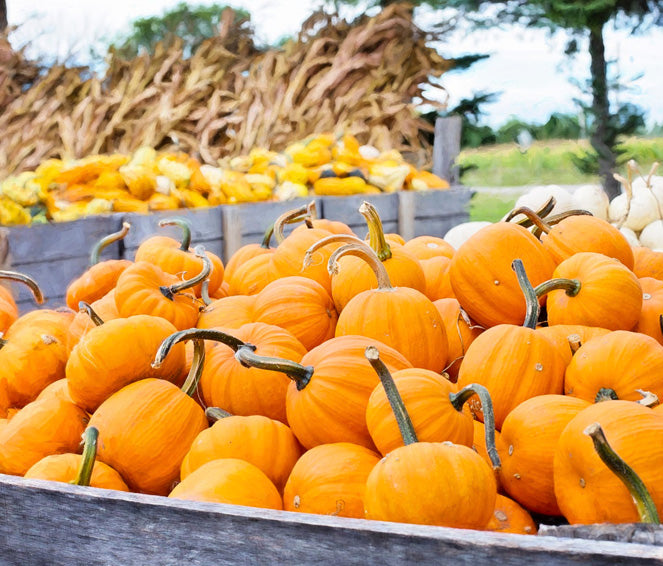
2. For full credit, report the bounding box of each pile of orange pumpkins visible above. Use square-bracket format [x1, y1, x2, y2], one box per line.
[1, 197, 663, 536]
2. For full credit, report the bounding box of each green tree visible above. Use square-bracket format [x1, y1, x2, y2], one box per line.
[110, 2, 252, 59]
[341, 0, 663, 198]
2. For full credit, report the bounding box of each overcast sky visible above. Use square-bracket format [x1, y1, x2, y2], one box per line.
[8, 1, 663, 128]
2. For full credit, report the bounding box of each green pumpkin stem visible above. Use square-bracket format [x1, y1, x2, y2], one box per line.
[359, 201, 392, 261]
[200, 280, 212, 306]
[0, 270, 44, 305]
[78, 301, 104, 326]
[160, 245, 211, 300]
[234, 346, 314, 391]
[505, 197, 555, 226]
[153, 328, 249, 370]
[180, 338, 205, 397]
[584, 422, 660, 524]
[595, 387, 619, 403]
[273, 204, 310, 244]
[511, 259, 539, 329]
[261, 223, 275, 249]
[328, 241, 393, 290]
[503, 207, 551, 235]
[159, 218, 192, 251]
[534, 278, 582, 298]
[89, 222, 131, 266]
[205, 407, 232, 422]
[303, 234, 363, 269]
[72, 427, 99, 487]
[449, 384, 501, 470]
[365, 345, 418, 446]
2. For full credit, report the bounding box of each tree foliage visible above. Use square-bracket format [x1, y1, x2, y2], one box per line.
[110, 2, 253, 59]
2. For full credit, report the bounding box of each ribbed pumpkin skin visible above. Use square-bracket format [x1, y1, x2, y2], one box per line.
[484, 494, 537, 535]
[335, 287, 447, 373]
[5, 308, 74, 340]
[564, 330, 663, 402]
[635, 277, 663, 345]
[0, 286, 18, 333]
[67, 315, 186, 413]
[633, 246, 663, 280]
[65, 259, 133, 311]
[224, 244, 273, 283]
[181, 414, 303, 492]
[330, 247, 427, 313]
[269, 228, 337, 294]
[254, 276, 337, 350]
[169, 458, 283, 510]
[364, 442, 497, 529]
[286, 336, 412, 450]
[0, 398, 89, 476]
[402, 236, 455, 260]
[366, 369, 473, 456]
[199, 322, 307, 424]
[24, 453, 130, 491]
[283, 442, 381, 518]
[541, 215, 634, 269]
[89, 378, 208, 496]
[449, 223, 555, 328]
[434, 298, 482, 381]
[227, 253, 275, 296]
[196, 295, 256, 330]
[135, 235, 224, 296]
[535, 324, 610, 365]
[66, 290, 121, 355]
[114, 261, 201, 330]
[35, 379, 74, 404]
[0, 316, 71, 408]
[456, 325, 567, 429]
[554, 401, 663, 524]
[421, 256, 454, 301]
[497, 395, 589, 516]
[546, 252, 642, 330]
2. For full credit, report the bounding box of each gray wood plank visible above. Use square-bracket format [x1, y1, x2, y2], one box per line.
[123, 238, 224, 262]
[320, 193, 399, 232]
[432, 115, 462, 185]
[539, 523, 663, 546]
[1, 475, 661, 566]
[411, 187, 472, 220]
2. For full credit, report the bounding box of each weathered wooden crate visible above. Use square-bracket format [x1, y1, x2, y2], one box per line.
[3, 215, 125, 310]
[398, 188, 473, 240]
[320, 193, 400, 236]
[1, 475, 661, 565]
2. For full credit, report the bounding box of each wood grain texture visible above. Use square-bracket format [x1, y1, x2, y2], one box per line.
[433, 115, 462, 185]
[1, 475, 662, 566]
[539, 523, 663, 546]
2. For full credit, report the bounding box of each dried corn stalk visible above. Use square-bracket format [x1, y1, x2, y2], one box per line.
[0, 4, 452, 179]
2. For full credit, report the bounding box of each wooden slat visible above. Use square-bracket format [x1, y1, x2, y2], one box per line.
[432, 115, 462, 185]
[320, 193, 399, 235]
[1, 475, 662, 565]
[539, 523, 663, 546]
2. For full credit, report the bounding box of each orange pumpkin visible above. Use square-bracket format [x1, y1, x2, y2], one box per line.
[402, 235, 455, 260]
[633, 246, 663, 280]
[181, 412, 302, 492]
[635, 277, 663, 345]
[420, 256, 455, 301]
[283, 442, 381, 518]
[196, 294, 256, 330]
[66, 291, 122, 355]
[227, 252, 276, 296]
[535, 324, 610, 365]
[332, 242, 447, 373]
[0, 270, 45, 333]
[169, 458, 283, 509]
[224, 223, 274, 284]
[35, 378, 74, 404]
[484, 494, 538, 535]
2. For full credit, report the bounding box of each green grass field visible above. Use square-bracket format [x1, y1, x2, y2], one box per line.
[460, 137, 663, 221]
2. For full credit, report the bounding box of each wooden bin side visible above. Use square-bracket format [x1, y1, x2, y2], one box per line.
[319, 193, 400, 236]
[1, 475, 662, 566]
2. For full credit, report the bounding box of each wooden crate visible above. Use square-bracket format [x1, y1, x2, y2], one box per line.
[319, 193, 400, 236]
[1, 475, 660, 565]
[398, 188, 472, 240]
[3, 215, 125, 311]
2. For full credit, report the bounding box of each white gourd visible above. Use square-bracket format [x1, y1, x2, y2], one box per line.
[513, 185, 574, 216]
[444, 221, 491, 249]
[633, 175, 663, 214]
[608, 188, 660, 231]
[639, 220, 663, 250]
[571, 185, 609, 220]
[616, 226, 640, 247]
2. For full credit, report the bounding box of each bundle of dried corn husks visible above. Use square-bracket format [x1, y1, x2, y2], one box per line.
[0, 4, 451, 180]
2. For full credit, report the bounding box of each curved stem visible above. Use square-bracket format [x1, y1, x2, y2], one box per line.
[307, 200, 319, 220]
[160, 245, 211, 300]
[535, 278, 582, 299]
[200, 280, 212, 306]
[449, 384, 501, 470]
[0, 270, 44, 305]
[504, 207, 551, 235]
[78, 301, 104, 326]
[0, 333, 7, 349]
[584, 422, 660, 524]
[505, 196, 555, 226]
[568, 334, 582, 355]
[636, 389, 659, 408]
[89, 222, 130, 266]
[595, 387, 619, 403]
[205, 407, 232, 422]
[359, 201, 392, 261]
[72, 427, 99, 487]
[234, 345, 314, 391]
[159, 218, 192, 251]
[365, 345, 417, 445]
[303, 234, 363, 269]
[511, 259, 539, 329]
[273, 204, 309, 244]
[328, 242, 393, 290]
[181, 338, 206, 397]
[152, 328, 249, 369]
[261, 223, 274, 249]
[544, 209, 594, 226]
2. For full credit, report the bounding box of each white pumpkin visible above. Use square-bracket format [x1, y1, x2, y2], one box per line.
[513, 185, 575, 217]
[616, 226, 640, 247]
[633, 175, 663, 213]
[608, 188, 660, 232]
[639, 220, 663, 250]
[443, 221, 491, 249]
[571, 185, 609, 220]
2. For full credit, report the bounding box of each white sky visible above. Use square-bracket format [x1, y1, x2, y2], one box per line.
[8, 1, 663, 128]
